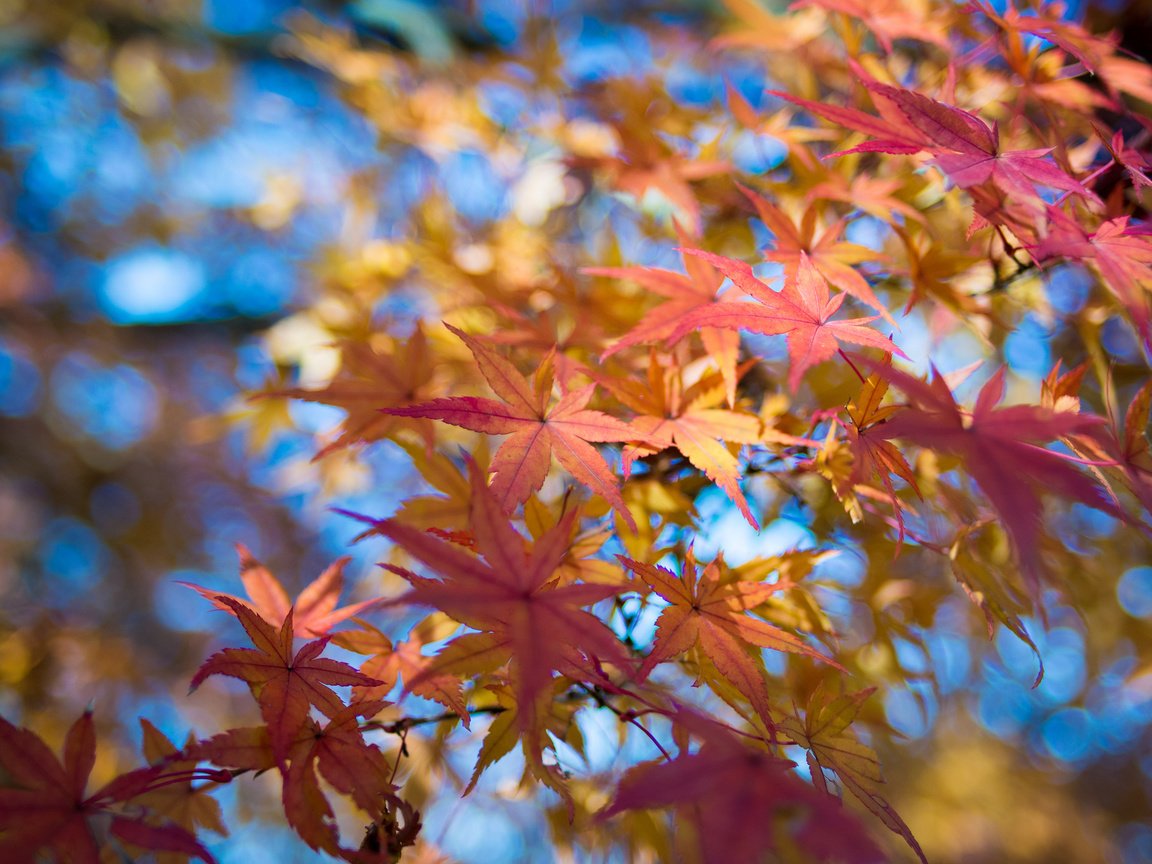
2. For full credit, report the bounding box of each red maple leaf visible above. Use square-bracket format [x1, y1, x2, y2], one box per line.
[0, 711, 216, 863]
[862, 360, 1120, 593]
[619, 548, 839, 731]
[190, 597, 382, 766]
[181, 544, 382, 638]
[670, 249, 906, 391]
[738, 184, 895, 323]
[344, 460, 632, 785]
[333, 617, 470, 724]
[386, 324, 638, 528]
[601, 709, 884, 864]
[281, 705, 398, 858]
[585, 223, 742, 406]
[771, 79, 1095, 208]
[1031, 209, 1152, 350]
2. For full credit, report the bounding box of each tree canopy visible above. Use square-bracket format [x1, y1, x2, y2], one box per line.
[2, 1, 1152, 862]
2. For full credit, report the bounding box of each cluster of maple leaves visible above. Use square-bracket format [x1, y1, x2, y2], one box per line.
[6, 0, 1152, 861]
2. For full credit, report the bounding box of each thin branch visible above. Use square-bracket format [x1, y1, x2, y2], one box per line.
[576, 683, 672, 762]
[361, 705, 507, 736]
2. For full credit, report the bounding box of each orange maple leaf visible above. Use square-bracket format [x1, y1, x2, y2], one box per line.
[586, 224, 743, 407]
[277, 324, 438, 458]
[604, 355, 763, 527]
[671, 249, 906, 391]
[190, 597, 381, 766]
[619, 548, 840, 731]
[739, 185, 896, 324]
[782, 685, 926, 863]
[386, 324, 638, 529]
[333, 616, 470, 725]
[181, 544, 382, 639]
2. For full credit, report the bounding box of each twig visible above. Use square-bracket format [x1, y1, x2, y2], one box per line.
[575, 683, 672, 762]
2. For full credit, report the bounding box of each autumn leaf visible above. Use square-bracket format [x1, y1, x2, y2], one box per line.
[386, 323, 638, 528]
[460, 681, 584, 796]
[670, 249, 906, 390]
[183, 727, 276, 775]
[771, 78, 1096, 209]
[136, 720, 228, 864]
[1031, 209, 1152, 350]
[602, 354, 763, 527]
[344, 459, 632, 789]
[332, 615, 469, 724]
[0, 711, 216, 863]
[782, 685, 927, 864]
[602, 708, 885, 864]
[522, 494, 626, 587]
[833, 353, 921, 529]
[585, 223, 742, 406]
[181, 544, 383, 638]
[618, 548, 840, 731]
[281, 705, 397, 857]
[189, 597, 382, 766]
[277, 324, 438, 458]
[796, 0, 949, 52]
[568, 112, 729, 235]
[739, 184, 895, 323]
[861, 360, 1120, 593]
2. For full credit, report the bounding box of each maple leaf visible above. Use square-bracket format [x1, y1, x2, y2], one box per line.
[0, 710, 215, 863]
[183, 727, 276, 775]
[602, 709, 884, 864]
[969, 0, 1118, 75]
[585, 223, 742, 406]
[1118, 384, 1152, 519]
[523, 495, 626, 588]
[771, 78, 1096, 208]
[889, 221, 987, 317]
[619, 548, 840, 731]
[797, 0, 948, 51]
[831, 353, 921, 530]
[181, 544, 382, 639]
[390, 438, 492, 532]
[603, 355, 763, 527]
[136, 720, 228, 864]
[807, 173, 927, 226]
[861, 360, 1120, 593]
[1031, 209, 1152, 350]
[669, 249, 906, 391]
[568, 101, 729, 235]
[190, 597, 382, 766]
[345, 460, 631, 787]
[782, 685, 927, 864]
[332, 615, 469, 724]
[1098, 128, 1152, 191]
[739, 184, 895, 323]
[457, 680, 585, 796]
[713, 0, 827, 52]
[278, 324, 438, 458]
[385, 323, 638, 529]
[184, 706, 401, 861]
[281, 704, 398, 857]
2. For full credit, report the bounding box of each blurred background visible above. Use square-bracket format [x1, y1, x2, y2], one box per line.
[1, 1, 1151, 861]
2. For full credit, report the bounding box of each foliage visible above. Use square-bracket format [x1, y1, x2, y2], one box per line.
[2, 0, 1152, 862]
